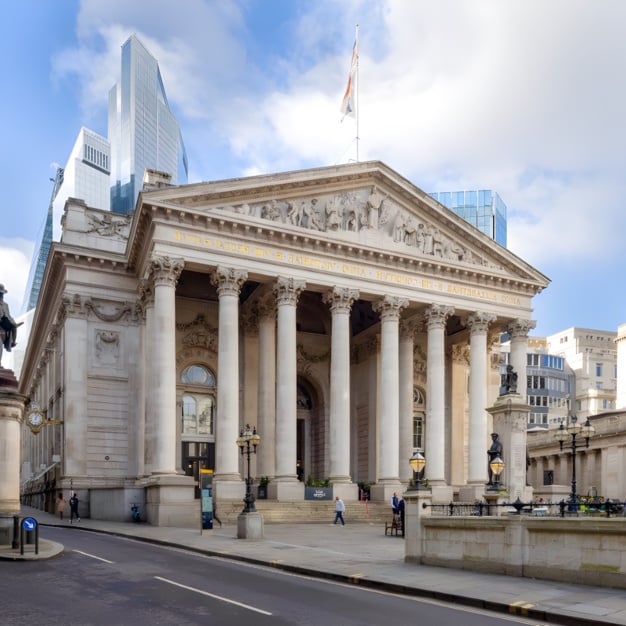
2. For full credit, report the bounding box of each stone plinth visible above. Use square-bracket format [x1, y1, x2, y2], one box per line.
[237, 511, 264, 539]
[140, 474, 197, 527]
[487, 393, 533, 502]
[0, 373, 26, 544]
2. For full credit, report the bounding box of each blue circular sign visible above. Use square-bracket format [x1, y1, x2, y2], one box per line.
[22, 517, 37, 532]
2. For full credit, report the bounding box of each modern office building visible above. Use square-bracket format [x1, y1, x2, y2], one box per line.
[21, 166, 64, 314]
[109, 35, 188, 214]
[429, 189, 507, 247]
[18, 161, 548, 526]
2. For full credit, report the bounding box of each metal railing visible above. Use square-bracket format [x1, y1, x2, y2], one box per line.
[422, 498, 626, 518]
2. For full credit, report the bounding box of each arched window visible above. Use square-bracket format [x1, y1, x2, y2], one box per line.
[413, 386, 426, 451]
[180, 365, 216, 436]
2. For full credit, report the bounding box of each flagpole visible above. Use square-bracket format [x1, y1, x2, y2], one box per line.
[355, 24, 359, 162]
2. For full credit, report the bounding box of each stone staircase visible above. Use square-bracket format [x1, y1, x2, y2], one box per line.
[215, 499, 392, 525]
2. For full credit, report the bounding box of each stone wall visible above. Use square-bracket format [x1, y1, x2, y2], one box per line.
[405, 494, 626, 589]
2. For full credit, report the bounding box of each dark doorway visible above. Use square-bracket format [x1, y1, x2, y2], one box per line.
[182, 442, 214, 497]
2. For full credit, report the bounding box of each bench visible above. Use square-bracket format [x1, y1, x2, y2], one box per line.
[385, 514, 403, 536]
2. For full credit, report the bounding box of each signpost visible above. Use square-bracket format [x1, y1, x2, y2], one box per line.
[200, 469, 213, 533]
[20, 517, 39, 555]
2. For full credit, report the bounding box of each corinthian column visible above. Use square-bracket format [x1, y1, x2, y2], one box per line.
[272, 277, 306, 500]
[256, 296, 276, 480]
[507, 319, 536, 393]
[212, 267, 248, 487]
[323, 287, 359, 487]
[466, 312, 496, 485]
[399, 318, 419, 483]
[424, 304, 454, 487]
[150, 257, 184, 474]
[371, 296, 408, 499]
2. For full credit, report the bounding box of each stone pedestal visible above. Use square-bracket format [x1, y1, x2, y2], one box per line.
[331, 482, 359, 501]
[140, 474, 197, 527]
[403, 489, 432, 563]
[268, 480, 304, 501]
[370, 482, 402, 504]
[487, 393, 533, 502]
[0, 371, 26, 545]
[237, 511, 264, 539]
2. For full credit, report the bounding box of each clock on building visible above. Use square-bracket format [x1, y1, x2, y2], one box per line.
[27, 409, 44, 430]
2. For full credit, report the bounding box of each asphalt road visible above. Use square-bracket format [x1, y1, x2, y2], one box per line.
[0, 526, 548, 626]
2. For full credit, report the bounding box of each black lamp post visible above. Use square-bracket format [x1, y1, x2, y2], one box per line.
[408, 451, 426, 490]
[554, 415, 595, 510]
[236, 425, 260, 514]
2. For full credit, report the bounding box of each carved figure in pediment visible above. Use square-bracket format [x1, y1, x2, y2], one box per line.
[432, 227, 444, 257]
[325, 199, 341, 231]
[404, 216, 417, 246]
[309, 199, 324, 230]
[423, 224, 434, 254]
[393, 211, 406, 242]
[300, 199, 313, 228]
[366, 186, 384, 229]
[287, 201, 299, 225]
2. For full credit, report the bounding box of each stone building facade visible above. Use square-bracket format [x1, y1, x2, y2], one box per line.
[19, 161, 549, 526]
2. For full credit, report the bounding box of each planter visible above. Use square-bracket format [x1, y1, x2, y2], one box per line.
[257, 486, 268, 500]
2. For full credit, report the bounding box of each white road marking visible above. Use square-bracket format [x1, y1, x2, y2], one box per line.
[72, 549, 114, 564]
[154, 576, 272, 616]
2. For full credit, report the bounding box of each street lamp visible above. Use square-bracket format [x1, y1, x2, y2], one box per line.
[554, 415, 595, 510]
[488, 456, 505, 491]
[408, 451, 426, 490]
[236, 424, 261, 513]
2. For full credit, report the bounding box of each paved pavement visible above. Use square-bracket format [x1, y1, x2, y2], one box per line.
[3, 506, 626, 626]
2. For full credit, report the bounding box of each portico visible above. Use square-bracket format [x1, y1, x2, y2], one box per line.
[19, 161, 549, 525]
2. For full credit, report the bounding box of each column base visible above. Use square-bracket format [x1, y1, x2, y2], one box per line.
[429, 484, 454, 504]
[268, 480, 304, 501]
[237, 511, 264, 539]
[331, 482, 359, 501]
[140, 474, 197, 527]
[458, 484, 487, 502]
[213, 478, 245, 503]
[370, 481, 402, 503]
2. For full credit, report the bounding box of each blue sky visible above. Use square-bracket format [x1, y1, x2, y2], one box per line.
[1, 0, 625, 337]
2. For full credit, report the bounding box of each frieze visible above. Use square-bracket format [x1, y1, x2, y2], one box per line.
[86, 212, 131, 238]
[214, 186, 497, 269]
[84, 298, 134, 323]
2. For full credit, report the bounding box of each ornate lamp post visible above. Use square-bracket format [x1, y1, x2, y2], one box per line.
[488, 456, 505, 491]
[236, 425, 260, 513]
[554, 415, 595, 510]
[408, 451, 426, 490]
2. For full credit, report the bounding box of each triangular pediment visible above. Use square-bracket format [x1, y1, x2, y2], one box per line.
[136, 161, 549, 293]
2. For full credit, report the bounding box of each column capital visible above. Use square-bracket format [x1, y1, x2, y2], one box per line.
[466, 311, 496, 334]
[211, 266, 248, 297]
[423, 304, 454, 330]
[150, 256, 184, 288]
[256, 294, 276, 320]
[400, 316, 423, 339]
[274, 276, 306, 306]
[373, 295, 409, 322]
[507, 318, 536, 340]
[323, 287, 359, 314]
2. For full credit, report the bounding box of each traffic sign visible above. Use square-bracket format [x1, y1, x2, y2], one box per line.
[22, 517, 37, 532]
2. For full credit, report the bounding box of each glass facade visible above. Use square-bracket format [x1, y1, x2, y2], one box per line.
[109, 35, 188, 215]
[429, 189, 507, 247]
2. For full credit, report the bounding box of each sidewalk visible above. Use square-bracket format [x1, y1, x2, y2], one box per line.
[4, 506, 626, 626]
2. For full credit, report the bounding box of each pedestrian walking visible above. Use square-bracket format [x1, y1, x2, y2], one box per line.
[56, 493, 65, 521]
[69, 492, 80, 523]
[334, 496, 346, 526]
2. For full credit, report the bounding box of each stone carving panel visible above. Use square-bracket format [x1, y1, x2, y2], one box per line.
[215, 186, 495, 268]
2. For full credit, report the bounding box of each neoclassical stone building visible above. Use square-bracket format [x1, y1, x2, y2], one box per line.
[19, 161, 549, 526]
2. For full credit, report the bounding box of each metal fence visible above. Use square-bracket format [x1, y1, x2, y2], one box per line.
[423, 497, 626, 518]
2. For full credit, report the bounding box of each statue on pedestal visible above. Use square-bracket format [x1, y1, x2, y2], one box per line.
[487, 433, 503, 486]
[0, 284, 19, 367]
[499, 364, 518, 395]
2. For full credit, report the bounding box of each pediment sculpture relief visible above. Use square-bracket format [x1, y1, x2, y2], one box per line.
[216, 186, 496, 268]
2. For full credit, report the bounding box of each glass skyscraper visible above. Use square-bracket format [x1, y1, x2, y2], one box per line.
[429, 189, 507, 247]
[109, 35, 188, 214]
